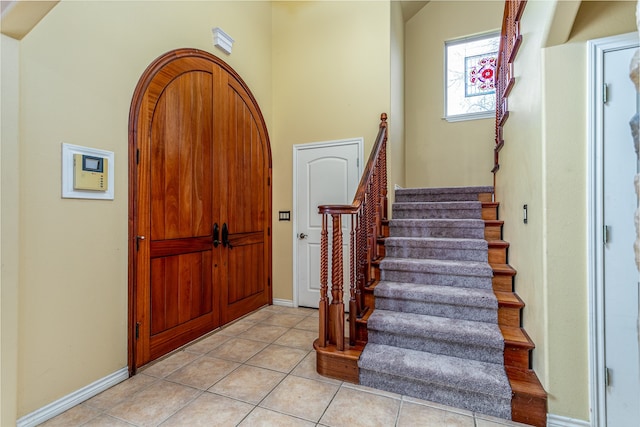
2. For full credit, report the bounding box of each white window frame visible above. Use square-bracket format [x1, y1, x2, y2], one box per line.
[444, 31, 500, 122]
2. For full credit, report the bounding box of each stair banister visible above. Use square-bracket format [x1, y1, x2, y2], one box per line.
[317, 113, 388, 350]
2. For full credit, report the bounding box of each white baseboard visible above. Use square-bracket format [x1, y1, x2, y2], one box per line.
[272, 298, 294, 307]
[16, 367, 129, 427]
[547, 413, 591, 427]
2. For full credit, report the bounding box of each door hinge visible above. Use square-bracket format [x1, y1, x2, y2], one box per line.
[357, 158, 360, 168]
[268, 277, 271, 288]
[267, 227, 270, 236]
[135, 322, 140, 340]
[267, 177, 270, 186]
[603, 225, 610, 244]
[603, 83, 608, 104]
[605, 367, 611, 387]
[136, 148, 140, 165]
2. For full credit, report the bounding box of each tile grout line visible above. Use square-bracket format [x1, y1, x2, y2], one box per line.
[46, 305, 522, 427]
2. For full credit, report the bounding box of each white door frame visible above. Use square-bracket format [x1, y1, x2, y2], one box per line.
[587, 31, 639, 427]
[292, 138, 364, 308]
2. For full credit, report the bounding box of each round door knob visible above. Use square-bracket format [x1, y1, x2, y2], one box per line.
[299, 233, 308, 239]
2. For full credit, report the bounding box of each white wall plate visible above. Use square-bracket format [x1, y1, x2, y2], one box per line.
[61, 143, 114, 200]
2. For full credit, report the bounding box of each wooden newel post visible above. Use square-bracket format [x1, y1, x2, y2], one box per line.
[319, 213, 329, 347]
[329, 214, 345, 351]
[316, 113, 388, 360]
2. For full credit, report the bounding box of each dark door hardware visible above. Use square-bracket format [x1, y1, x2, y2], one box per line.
[213, 223, 220, 247]
[222, 223, 233, 249]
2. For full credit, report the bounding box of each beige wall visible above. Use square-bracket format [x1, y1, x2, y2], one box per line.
[1, 33, 20, 427]
[15, 0, 272, 417]
[404, 1, 502, 188]
[389, 0, 406, 205]
[499, 0, 637, 421]
[270, 1, 391, 301]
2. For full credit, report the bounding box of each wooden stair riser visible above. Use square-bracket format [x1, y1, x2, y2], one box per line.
[354, 309, 373, 344]
[371, 261, 381, 281]
[496, 291, 524, 328]
[508, 367, 548, 427]
[363, 280, 380, 314]
[482, 202, 499, 220]
[478, 192, 493, 203]
[364, 289, 375, 311]
[491, 264, 516, 293]
[377, 238, 386, 258]
[492, 274, 514, 292]
[484, 220, 503, 240]
[498, 304, 522, 328]
[381, 220, 390, 238]
[488, 241, 509, 264]
[504, 346, 532, 371]
[511, 390, 547, 427]
[500, 322, 535, 372]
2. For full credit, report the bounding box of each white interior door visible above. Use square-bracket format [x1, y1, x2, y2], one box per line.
[603, 44, 640, 427]
[294, 139, 361, 308]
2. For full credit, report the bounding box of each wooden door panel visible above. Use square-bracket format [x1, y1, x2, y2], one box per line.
[227, 242, 265, 304]
[227, 87, 266, 233]
[150, 251, 213, 335]
[151, 71, 213, 241]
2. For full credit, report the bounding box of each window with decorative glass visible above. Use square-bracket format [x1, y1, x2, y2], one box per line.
[444, 32, 500, 122]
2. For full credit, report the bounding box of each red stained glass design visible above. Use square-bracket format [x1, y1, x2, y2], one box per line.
[466, 55, 497, 96]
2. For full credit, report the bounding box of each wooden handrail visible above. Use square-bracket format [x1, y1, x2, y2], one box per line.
[493, 0, 526, 175]
[317, 113, 388, 350]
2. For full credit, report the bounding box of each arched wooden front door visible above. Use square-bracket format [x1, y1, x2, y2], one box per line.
[128, 49, 272, 370]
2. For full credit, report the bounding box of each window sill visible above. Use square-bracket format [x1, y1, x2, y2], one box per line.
[443, 111, 495, 123]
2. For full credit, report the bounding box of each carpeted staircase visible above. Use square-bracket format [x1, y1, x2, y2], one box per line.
[358, 186, 512, 419]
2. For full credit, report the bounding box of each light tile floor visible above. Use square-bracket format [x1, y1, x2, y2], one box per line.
[42, 305, 528, 427]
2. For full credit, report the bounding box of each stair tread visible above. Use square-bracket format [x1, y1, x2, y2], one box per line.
[313, 339, 364, 360]
[376, 281, 497, 308]
[487, 240, 509, 247]
[500, 325, 535, 348]
[396, 186, 494, 195]
[368, 309, 504, 348]
[385, 237, 488, 249]
[495, 291, 524, 307]
[364, 279, 380, 292]
[506, 369, 547, 399]
[491, 264, 517, 274]
[355, 308, 374, 324]
[394, 201, 482, 209]
[382, 257, 493, 276]
[359, 343, 511, 398]
[389, 218, 487, 228]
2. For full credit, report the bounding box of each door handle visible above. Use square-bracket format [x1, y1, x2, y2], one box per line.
[299, 233, 308, 239]
[213, 223, 220, 247]
[222, 223, 233, 249]
[135, 235, 145, 251]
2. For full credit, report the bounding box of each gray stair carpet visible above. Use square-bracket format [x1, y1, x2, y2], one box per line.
[358, 186, 512, 420]
[394, 186, 494, 203]
[385, 236, 488, 262]
[390, 218, 485, 239]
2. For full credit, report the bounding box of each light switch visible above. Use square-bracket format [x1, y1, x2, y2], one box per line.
[279, 211, 291, 221]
